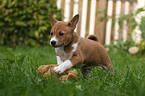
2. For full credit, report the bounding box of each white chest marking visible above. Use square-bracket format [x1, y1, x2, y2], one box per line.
[55, 42, 78, 61]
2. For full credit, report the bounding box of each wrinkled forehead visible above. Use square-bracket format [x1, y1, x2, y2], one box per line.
[51, 21, 68, 32]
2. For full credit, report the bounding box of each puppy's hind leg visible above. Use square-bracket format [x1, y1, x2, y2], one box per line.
[80, 67, 92, 78]
[101, 64, 114, 75]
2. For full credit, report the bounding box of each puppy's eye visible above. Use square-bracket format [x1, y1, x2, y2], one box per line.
[59, 32, 64, 36]
[50, 33, 53, 35]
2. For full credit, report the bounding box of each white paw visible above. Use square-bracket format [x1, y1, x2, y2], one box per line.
[53, 66, 65, 74]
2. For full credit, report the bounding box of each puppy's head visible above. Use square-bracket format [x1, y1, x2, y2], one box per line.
[48, 13, 79, 48]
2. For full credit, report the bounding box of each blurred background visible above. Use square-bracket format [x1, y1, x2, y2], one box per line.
[0, 0, 145, 54]
[0, 0, 62, 46]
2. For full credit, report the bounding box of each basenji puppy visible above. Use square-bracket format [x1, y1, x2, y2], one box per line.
[48, 13, 114, 76]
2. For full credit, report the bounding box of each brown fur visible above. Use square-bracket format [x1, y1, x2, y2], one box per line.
[48, 13, 114, 76]
[86, 34, 100, 42]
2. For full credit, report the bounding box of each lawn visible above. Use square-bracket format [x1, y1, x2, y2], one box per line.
[0, 46, 145, 96]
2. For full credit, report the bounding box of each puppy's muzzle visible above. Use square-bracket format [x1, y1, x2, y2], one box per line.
[51, 41, 56, 46]
[50, 41, 64, 47]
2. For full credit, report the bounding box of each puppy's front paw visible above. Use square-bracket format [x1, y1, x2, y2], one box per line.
[53, 66, 65, 74]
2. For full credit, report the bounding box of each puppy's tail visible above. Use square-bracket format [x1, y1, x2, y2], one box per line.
[86, 34, 100, 42]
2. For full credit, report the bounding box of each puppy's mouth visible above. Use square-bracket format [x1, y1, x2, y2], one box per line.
[52, 43, 64, 48]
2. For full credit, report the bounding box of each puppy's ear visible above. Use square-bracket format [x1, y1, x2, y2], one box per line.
[48, 13, 57, 26]
[68, 14, 79, 29]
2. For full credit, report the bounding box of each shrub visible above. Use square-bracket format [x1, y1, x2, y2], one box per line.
[139, 16, 145, 41]
[105, 39, 134, 53]
[139, 14, 145, 54]
[0, 0, 62, 46]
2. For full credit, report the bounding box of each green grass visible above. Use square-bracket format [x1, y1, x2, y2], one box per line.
[0, 46, 145, 96]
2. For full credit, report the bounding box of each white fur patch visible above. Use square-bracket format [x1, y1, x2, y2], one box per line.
[55, 42, 78, 61]
[54, 41, 79, 73]
[72, 42, 78, 52]
[54, 60, 73, 74]
[50, 36, 58, 45]
[56, 56, 63, 65]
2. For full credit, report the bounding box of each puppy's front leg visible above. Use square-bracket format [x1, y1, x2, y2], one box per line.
[54, 51, 83, 74]
[54, 60, 73, 74]
[56, 56, 63, 65]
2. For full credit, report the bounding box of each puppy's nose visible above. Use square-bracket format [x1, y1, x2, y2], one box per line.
[51, 41, 56, 46]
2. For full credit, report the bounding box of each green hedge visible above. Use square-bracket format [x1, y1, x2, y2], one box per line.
[0, 0, 62, 46]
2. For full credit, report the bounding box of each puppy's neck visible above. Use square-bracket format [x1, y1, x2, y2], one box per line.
[64, 32, 79, 53]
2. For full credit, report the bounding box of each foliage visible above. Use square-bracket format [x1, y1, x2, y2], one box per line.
[0, 0, 62, 46]
[138, 41, 145, 54]
[138, 8, 145, 54]
[139, 16, 145, 41]
[106, 39, 145, 55]
[105, 39, 135, 53]
[106, 7, 145, 54]
[136, 7, 145, 15]
[0, 46, 145, 96]
[96, 9, 137, 41]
